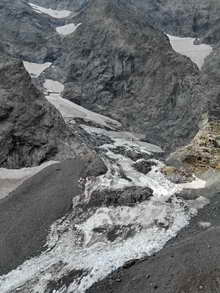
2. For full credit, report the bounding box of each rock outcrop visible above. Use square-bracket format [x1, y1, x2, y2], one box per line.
[0, 0, 63, 62]
[132, 0, 220, 44]
[50, 0, 207, 151]
[0, 53, 93, 168]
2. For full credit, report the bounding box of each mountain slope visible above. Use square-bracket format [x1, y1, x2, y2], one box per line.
[49, 0, 207, 151]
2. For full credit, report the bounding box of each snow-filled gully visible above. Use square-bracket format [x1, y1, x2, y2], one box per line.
[0, 119, 208, 292]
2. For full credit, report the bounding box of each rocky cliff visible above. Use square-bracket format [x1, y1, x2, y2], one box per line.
[0, 52, 90, 168]
[50, 0, 206, 151]
[132, 0, 220, 44]
[0, 0, 63, 62]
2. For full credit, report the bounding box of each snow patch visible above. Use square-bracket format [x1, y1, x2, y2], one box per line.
[167, 34, 212, 69]
[44, 79, 64, 94]
[43, 80, 121, 130]
[198, 221, 211, 229]
[56, 23, 81, 36]
[23, 61, 51, 78]
[180, 177, 206, 189]
[29, 3, 71, 18]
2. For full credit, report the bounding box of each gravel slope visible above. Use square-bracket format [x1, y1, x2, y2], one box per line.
[0, 158, 96, 275]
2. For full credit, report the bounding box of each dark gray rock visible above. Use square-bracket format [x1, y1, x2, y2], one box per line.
[132, 0, 220, 44]
[88, 186, 153, 208]
[132, 160, 156, 174]
[84, 156, 108, 177]
[0, 55, 93, 168]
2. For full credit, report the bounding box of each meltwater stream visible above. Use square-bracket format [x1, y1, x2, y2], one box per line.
[0, 121, 208, 293]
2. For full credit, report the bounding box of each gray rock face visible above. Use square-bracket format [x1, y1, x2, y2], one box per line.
[88, 186, 153, 208]
[0, 0, 63, 62]
[0, 55, 89, 168]
[54, 0, 206, 151]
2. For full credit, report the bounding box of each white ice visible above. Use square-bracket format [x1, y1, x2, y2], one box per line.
[56, 23, 81, 36]
[23, 61, 51, 78]
[29, 3, 71, 18]
[180, 176, 206, 189]
[167, 34, 212, 69]
[0, 166, 194, 293]
[43, 79, 121, 129]
[43, 79, 64, 94]
[0, 161, 58, 200]
[82, 125, 163, 153]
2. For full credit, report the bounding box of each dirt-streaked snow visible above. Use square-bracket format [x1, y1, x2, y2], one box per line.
[0, 161, 58, 200]
[43, 79, 121, 129]
[29, 3, 71, 18]
[23, 61, 51, 77]
[167, 34, 212, 69]
[56, 23, 81, 36]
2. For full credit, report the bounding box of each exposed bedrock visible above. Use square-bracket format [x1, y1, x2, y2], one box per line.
[53, 0, 207, 151]
[0, 54, 101, 168]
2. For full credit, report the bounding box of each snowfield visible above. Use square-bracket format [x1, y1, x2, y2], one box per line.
[56, 23, 81, 36]
[44, 79, 121, 129]
[167, 34, 212, 69]
[29, 3, 71, 18]
[23, 61, 51, 77]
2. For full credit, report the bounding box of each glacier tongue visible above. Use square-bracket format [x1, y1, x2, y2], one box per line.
[0, 121, 208, 293]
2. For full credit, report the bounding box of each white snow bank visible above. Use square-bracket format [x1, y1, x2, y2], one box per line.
[180, 176, 206, 189]
[0, 161, 58, 200]
[23, 61, 51, 78]
[43, 79, 121, 129]
[29, 3, 71, 18]
[167, 34, 212, 69]
[56, 23, 81, 36]
[43, 79, 64, 94]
